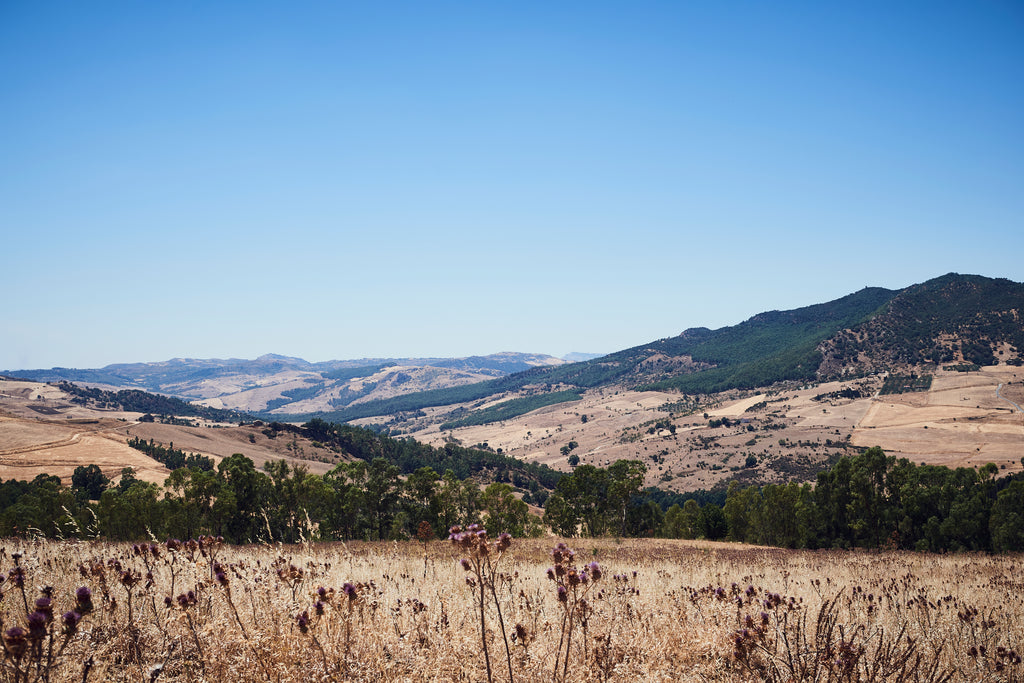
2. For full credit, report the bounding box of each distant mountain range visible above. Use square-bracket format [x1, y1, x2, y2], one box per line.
[7, 352, 570, 415]
[8, 274, 1023, 423]
[291, 273, 1024, 425]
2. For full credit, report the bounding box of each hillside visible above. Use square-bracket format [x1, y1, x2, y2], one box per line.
[7, 352, 567, 415]
[303, 274, 1023, 428]
[0, 378, 562, 500]
[819, 273, 1024, 374]
[4, 273, 1022, 496]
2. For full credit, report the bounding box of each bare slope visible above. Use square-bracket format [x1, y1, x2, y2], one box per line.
[7, 352, 567, 414]
[400, 366, 1024, 492]
[0, 380, 341, 486]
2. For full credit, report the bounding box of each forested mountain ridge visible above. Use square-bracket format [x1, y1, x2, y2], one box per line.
[305, 274, 1024, 426]
[7, 274, 1022, 428]
[818, 274, 1024, 375]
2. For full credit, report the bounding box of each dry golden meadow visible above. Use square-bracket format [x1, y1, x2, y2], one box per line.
[0, 536, 1020, 682]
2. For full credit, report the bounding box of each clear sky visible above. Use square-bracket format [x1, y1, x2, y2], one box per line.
[2, 1, 1022, 370]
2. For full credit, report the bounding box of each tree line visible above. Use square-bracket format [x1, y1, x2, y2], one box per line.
[0, 456, 542, 544]
[717, 447, 1024, 552]
[0, 439, 1020, 551]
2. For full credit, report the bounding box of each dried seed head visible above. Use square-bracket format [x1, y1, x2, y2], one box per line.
[34, 597, 53, 620]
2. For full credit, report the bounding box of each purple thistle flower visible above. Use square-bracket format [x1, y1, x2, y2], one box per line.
[61, 611, 81, 634]
[557, 585, 568, 603]
[26, 612, 47, 641]
[75, 586, 93, 614]
[460, 558, 472, 571]
[4, 627, 27, 658]
[342, 582, 358, 600]
[34, 597, 53, 619]
[587, 561, 602, 581]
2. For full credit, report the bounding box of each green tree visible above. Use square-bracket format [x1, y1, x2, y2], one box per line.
[542, 492, 577, 537]
[480, 482, 528, 536]
[72, 464, 109, 501]
[989, 481, 1024, 551]
[98, 481, 163, 541]
[606, 460, 646, 536]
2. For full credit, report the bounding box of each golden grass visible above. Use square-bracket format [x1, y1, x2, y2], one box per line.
[0, 537, 1020, 681]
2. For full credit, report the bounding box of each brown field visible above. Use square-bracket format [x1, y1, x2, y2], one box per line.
[850, 367, 1024, 471]
[3, 367, 1023, 495]
[1, 536, 1020, 681]
[0, 380, 338, 487]
[405, 366, 1024, 491]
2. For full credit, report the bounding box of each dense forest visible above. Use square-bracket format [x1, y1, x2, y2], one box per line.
[439, 390, 583, 430]
[718, 448, 1024, 552]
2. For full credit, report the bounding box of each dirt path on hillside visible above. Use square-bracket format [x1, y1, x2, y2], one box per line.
[0, 431, 83, 456]
[997, 384, 1023, 412]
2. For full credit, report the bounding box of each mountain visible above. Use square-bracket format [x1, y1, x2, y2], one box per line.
[6, 352, 568, 415]
[8, 274, 1022, 426]
[5, 273, 1022, 495]
[818, 273, 1024, 375]
[303, 273, 1023, 425]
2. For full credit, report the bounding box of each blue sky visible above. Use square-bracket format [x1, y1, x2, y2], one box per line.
[2, 2, 1022, 370]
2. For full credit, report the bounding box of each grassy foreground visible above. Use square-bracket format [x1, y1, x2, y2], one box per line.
[0, 536, 1020, 682]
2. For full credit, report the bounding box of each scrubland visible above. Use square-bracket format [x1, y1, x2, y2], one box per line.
[0, 536, 1020, 682]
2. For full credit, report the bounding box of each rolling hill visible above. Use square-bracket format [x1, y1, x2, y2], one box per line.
[4, 273, 1022, 494]
[300, 273, 1023, 427]
[7, 352, 568, 415]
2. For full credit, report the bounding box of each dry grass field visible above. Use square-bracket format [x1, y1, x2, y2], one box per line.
[407, 366, 1024, 492]
[0, 536, 1020, 682]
